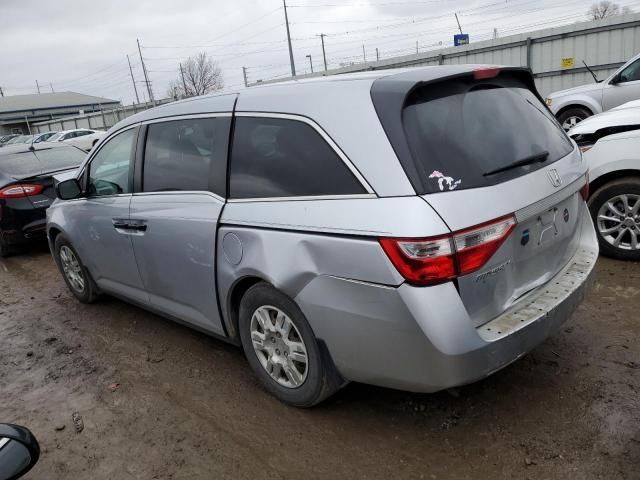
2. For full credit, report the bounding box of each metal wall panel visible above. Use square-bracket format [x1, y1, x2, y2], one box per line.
[253, 13, 640, 98]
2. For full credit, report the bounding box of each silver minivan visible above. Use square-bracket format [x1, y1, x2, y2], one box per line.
[48, 65, 598, 407]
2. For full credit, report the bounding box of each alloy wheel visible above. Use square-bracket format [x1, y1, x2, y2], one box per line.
[250, 305, 309, 388]
[562, 115, 583, 131]
[59, 246, 86, 292]
[597, 194, 640, 251]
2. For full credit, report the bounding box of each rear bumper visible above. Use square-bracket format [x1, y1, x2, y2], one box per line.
[296, 207, 598, 393]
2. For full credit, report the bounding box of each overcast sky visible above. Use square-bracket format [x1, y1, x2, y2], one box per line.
[1, 0, 636, 105]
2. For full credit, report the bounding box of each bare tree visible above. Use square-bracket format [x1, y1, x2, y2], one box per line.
[166, 52, 224, 99]
[587, 1, 632, 20]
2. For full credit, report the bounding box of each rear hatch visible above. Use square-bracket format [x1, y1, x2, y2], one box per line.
[372, 67, 588, 327]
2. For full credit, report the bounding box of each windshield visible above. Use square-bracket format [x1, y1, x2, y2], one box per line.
[48, 133, 64, 142]
[34, 132, 57, 143]
[400, 77, 574, 194]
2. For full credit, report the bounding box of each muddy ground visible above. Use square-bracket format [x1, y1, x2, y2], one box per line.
[1, 244, 638, 479]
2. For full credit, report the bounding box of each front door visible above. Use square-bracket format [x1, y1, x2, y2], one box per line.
[129, 116, 230, 335]
[602, 58, 640, 111]
[70, 127, 148, 303]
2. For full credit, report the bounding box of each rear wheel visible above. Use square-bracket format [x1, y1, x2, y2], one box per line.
[557, 107, 591, 131]
[238, 282, 342, 407]
[0, 232, 10, 258]
[588, 178, 640, 261]
[53, 235, 99, 302]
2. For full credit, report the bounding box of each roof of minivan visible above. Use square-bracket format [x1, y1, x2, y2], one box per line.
[113, 64, 509, 131]
[109, 64, 530, 197]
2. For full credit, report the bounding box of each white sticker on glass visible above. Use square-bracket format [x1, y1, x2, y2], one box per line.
[429, 170, 462, 191]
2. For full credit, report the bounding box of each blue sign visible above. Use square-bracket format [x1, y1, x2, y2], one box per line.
[454, 34, 469, 46]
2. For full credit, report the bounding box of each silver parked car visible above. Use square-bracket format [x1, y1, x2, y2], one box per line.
[48, 65, 598, 406]
[546, 52, 640, 130]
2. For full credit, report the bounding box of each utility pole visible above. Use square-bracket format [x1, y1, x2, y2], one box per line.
[49, 82, 54, 93]
[306, 55, 313, 73]
[416, 40, 419, 54]
[242, 67, 248, 87]
[127, 54, 140, 104]
[35, 80, 41, 94]
[493, 27, 498, 39]
[319, 33, 328, 71]
[455, 13, 464, 35]
[362, 44, 367, 64]
[179, 63, 188, 97]
[283, 0, 296, 77]
[137, 38, 155, 105]
[0, 87, 4, 97]
[376, 48, 379, 62]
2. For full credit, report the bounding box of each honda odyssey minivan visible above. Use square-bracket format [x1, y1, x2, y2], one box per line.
[48, 65, 598, 407]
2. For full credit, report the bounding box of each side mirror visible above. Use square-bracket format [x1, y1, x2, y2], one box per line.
[0, 424, 40, 480]
[610, 73, 622, 85]
[55, 178, 82, 200]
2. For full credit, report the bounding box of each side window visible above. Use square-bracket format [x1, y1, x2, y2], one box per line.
[87, 128, 136, 197]
[229, 117, 366, 199]
[620, 60, 640, 83]
[76, 131, 90, 137]
[143, 117, 229, 195]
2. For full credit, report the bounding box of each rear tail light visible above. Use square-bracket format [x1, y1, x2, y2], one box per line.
[380, 215, 516, 286]
[0, 184, 45, 199]
[580, 173, 589, 201]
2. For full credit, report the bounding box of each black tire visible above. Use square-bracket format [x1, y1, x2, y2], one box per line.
[53, 235, 100, 303]
[238, 282, 342, 407]
[0, 231, 10, 258]
[557, 107, 591, 131]
[588, 178, 640, 261]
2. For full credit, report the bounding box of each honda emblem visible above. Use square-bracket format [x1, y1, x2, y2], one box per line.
[547, 169, 562, 188]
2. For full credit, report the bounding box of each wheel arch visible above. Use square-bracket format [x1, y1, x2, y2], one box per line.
[224, 275, 268, 341]
[589, 169, 640, 199]
[555, 103, 594, 119]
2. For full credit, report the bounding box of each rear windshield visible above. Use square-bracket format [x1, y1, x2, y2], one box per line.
[0, 147, 84, 177]
[401, 77, 573, 194]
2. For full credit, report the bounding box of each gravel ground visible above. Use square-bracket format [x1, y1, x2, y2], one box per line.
[1, 244, 639, 479]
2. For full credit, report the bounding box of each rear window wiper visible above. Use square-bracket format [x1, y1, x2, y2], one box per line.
[483, 150, 549, 177]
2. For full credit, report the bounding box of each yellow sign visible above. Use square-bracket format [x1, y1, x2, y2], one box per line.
[561, 57, 575, 69]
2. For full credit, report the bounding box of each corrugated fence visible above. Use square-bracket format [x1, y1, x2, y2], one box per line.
[250, 13, 640, 98]
[32, 99, 172, 134]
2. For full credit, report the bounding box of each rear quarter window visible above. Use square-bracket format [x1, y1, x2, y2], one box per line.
[229, 116, 366, 199]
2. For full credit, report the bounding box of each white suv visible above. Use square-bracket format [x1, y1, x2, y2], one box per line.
[546, 52, 640, 130]
[569, 101, 640, 260]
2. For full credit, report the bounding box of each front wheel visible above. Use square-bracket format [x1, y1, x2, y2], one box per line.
[557, 107, 591, 131]
[53, 235, 100, 302]
[588, 178, 640, 261]
[238, 282, 342, 407]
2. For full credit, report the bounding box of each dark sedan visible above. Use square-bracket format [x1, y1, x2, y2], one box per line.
[0, 143, 86, 256]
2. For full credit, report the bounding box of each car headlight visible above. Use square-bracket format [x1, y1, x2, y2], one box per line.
[545, 97, 552, 107]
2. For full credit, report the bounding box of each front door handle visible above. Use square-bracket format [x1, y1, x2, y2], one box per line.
[112, 219, 147, 234]
[128, 219, 147, 232]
